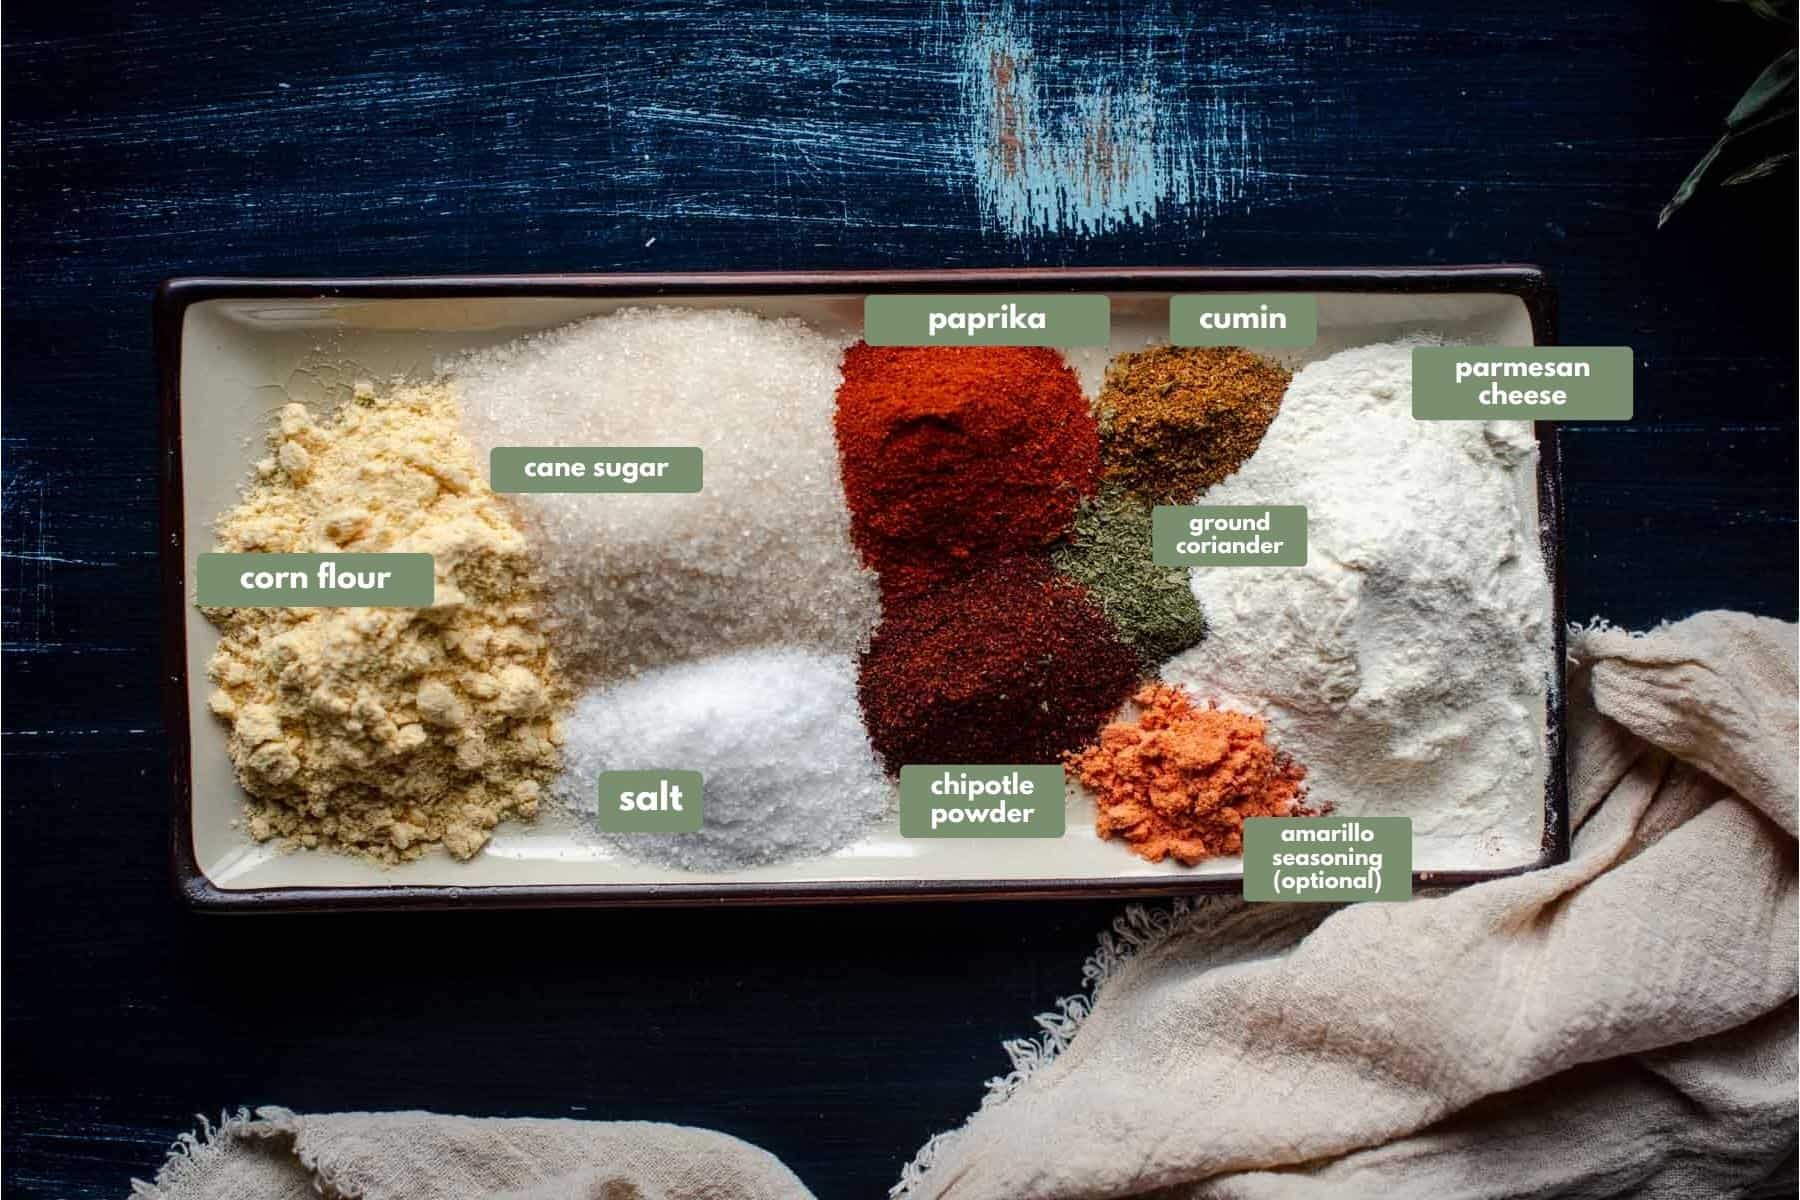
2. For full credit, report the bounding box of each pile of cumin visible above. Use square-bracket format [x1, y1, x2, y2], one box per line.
[1098, 345, 1290, 503]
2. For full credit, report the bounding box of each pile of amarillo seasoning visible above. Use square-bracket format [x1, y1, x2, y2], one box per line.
[833, 338, 1319, 864]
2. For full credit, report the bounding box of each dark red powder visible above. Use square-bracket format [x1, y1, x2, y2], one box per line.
[858, 557, 1142, 767]
[834, 343, 1099, 599]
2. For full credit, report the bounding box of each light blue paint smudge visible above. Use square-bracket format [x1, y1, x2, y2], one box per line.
[957, 7, 1266, 238]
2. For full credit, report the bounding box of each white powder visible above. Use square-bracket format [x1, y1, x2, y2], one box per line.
[1162, 338, 1552, 859]
[553, 647, 889, 871]
[450, 308, 879, 686]
[1060, 345, 1113, 401]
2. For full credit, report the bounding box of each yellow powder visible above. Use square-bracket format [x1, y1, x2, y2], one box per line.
[202, 379, 566, 863]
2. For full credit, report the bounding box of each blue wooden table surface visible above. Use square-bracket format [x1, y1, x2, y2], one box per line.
[4, 2, 1795, 1196]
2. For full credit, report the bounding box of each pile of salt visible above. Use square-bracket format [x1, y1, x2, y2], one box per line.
[552, 648, 888, 871]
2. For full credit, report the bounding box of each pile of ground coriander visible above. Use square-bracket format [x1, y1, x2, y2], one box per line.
[202, 381, 567, 863]
[1053, 485, 1206, 668]
[1099, 345, 1290, 503]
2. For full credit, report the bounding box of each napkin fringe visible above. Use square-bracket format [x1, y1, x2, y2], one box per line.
[130, 1109, 256, 1199]
[891, 896, 1230, 1197]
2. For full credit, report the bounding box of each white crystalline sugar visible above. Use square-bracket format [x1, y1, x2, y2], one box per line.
[554, 648, 889, 871]
[1161, 337, 1553, 859]
[449, 307, 879, 685]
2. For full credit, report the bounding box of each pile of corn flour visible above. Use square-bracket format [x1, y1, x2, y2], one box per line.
[203, 382, 565, 864]
[1163, 338, 1553, 861]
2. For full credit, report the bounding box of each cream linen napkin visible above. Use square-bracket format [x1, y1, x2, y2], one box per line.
[131, 1109, 814, 1199]
[133, 612, 1796, 1200]
[895, 611, 1798, 1198]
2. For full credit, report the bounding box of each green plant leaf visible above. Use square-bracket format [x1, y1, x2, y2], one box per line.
[1722, 149, 1797, 183]
[1725, 0, 1796, 25]
[1660, 44, 1797, 227]
[1660, 133, 1732, 227]
[1727, 49, 1797, 127]
[1660, 107, 1796, 225]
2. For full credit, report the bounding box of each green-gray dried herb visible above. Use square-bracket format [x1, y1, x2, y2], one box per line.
[1055, 487, 1206, 669]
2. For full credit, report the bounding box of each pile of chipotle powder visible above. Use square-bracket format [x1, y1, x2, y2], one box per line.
[1067, 683, 1320, 864]
[858, 557, 1140, 766]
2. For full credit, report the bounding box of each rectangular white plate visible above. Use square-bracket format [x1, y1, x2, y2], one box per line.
[160, 269, 1566, 909]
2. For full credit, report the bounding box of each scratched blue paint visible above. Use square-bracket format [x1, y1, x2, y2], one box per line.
[955, 3, 1268, 237]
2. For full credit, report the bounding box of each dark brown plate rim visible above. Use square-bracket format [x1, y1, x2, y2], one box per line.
[157, 266, 1568, 913]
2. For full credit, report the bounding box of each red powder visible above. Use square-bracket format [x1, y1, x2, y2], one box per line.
[858, 557, 1141, 768]
[1067, 684, 1319, 865]
[834, 343, 1099, 599]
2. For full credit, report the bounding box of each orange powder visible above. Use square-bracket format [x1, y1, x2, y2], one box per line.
[1067, 683, 1318, 865]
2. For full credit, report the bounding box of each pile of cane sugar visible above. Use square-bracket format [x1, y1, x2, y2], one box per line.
[450, 308, 880, 686]
[553, 648, 888, 871]
[1161, 338, 1552, 855]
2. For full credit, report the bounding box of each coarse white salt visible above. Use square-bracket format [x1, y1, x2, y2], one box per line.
[553, 647, 889, 871]
[448, 307, 879, 685]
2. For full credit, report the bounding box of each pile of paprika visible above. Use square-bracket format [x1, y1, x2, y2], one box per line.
[834, 343, 1098, 599]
